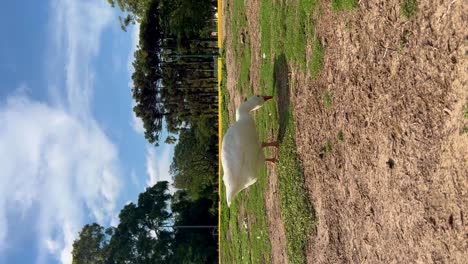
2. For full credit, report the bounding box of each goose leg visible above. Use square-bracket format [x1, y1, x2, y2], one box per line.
[261, 141, 278, 148]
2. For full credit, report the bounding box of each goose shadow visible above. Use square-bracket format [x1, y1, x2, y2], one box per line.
[273, 54, 290, 142]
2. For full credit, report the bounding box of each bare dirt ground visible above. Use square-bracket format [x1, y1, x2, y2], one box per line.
[224, 0, 467, 263]
[293, 1, 468, 263]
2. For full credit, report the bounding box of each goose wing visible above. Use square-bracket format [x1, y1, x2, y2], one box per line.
[221, 125, 245, 189]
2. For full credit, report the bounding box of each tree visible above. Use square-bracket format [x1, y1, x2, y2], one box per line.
[108, 0, 219, 146]
[107, 182, 173, 263]
[169, 191, 217, 263]
[106, 0, 153, 31]
[72, 223, 113, 264]
[73, 182, 175, 264]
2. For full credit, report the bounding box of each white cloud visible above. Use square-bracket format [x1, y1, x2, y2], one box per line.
[145, 145, 175, 193]
[0, 96, 121, 264]
[0, 1, 123, 264]
[130, 169, 140, 187]
[45, 239, 60, 255]
[49, 0, 113, 121]
[40, 1, 118, 263]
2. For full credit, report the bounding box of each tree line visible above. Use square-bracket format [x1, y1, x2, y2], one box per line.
[72, 0, 219, 263]
[117, 0, 219, 145]
[72, 182, 217, 264]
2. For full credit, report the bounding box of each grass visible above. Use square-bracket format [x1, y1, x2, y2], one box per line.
[323, 91, 333, 110]
[310, 40, 324, 79]
[319, 139, 333, 159]
[331, 0, 357, 12]
[220, 60, 272, 264]
[231, 0, 248, 57]
[238, 45, 252, 94]
[462, 103, 468, 135]
[278, 114, 316, 264]
[399, 29, 411, 50]
[400, 0, 418, 19]
[221, 0, 322, 263]
[231, 0, 251, 95]
[261, 0, 321, 73]
[463, 103, 468, 119]
[337, 130, 344, 141]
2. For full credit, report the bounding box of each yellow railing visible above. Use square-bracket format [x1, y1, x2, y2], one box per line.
[217, 0, 222, 262]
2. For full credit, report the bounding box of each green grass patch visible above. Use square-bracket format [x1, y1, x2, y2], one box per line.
[399, 29, 411, 50]
[461, 126, 468, 135]
[238, 45, 252, 94]
[231, 0, 249, 60]
[323, 91, 333, 110]
[337, 130, 344, 141]
[278, 112, 316, 264]
[220, 59, 272, 264]
[222, 0, 322, 262]
[463, 103, 468, 119]
[319, 139, 333, 159]
[331, 0, 357, 12]
[261, 0, 320, 73]
[400, 0, 418, 19]
[310, 40, 324, 79]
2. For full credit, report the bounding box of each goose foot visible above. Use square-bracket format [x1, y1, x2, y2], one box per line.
[262, 141, 278, 148]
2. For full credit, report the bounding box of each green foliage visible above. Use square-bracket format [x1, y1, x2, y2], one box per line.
[171, 119, 218, 201]
[170, 191, 217, 263]
[107, 182, 173, 263]
[73, 181, 217, 264]
[110, 0, 219, 146]
[400, 0, 418, 19]
[72, 223, 112, 264]
[107, 0, 152, 31]
[331, 0, 357, 12]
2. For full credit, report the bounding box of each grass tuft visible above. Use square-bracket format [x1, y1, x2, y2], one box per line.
[238, 45, 251, 94]
[323, 91, 333, 110]
[337, 130, 344, 141]
[461, 127, 468, 135]
[310, 40, 324, 79]
[331, 0, 357, 12]
[400, 0, 418, 19]
[319, 139, 333, 159]
[463, 103, 468, 119]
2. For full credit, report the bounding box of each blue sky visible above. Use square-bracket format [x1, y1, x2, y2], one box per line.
[0, 1, 174, 263]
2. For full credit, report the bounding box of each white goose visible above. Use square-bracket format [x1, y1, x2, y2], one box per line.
[222, 95, 278, 207]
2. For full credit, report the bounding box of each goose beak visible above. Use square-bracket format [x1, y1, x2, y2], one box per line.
[262, 96, 273, 102]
